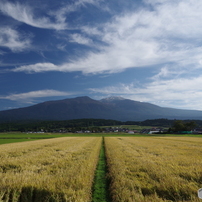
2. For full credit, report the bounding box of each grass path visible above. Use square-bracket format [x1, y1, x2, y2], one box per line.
[92, 137, 110, 202]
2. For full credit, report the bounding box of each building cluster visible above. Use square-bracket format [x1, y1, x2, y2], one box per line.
[25, 126, 202, 134]
[140, 127, 167, 134]
[75, 127, 168, 134]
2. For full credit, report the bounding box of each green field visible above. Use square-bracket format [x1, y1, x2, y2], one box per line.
[0, 132, 67, 138]
[0, 139, 38, 145]
[0, 132, 147, 145]
[0, 132, 202, 145]
[0, 133, 68, 144]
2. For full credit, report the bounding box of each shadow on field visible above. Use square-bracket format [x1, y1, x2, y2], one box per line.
[2, 186, 66, 202]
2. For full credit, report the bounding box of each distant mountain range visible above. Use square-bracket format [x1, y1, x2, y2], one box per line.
[1, 96, 202, 122]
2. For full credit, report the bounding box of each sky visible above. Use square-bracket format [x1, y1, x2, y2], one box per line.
[1, 0, 202, 111]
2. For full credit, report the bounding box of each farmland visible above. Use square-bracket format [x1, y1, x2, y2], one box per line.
[105, 137, 202, 202]
[0, 137, 101, 202]
[0, 135, 202, 201]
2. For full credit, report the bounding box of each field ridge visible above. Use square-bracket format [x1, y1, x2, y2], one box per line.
[92, 137, 111, 202]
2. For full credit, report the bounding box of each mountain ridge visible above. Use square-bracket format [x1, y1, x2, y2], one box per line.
[0, 96, 202, 122]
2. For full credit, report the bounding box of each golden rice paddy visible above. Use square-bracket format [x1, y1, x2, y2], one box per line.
[0, 137, 102, 202]
[105, 137, 202, 202]
[0, 136, 202, 201]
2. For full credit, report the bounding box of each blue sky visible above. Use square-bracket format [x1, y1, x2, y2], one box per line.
[1, 0, 202, 111]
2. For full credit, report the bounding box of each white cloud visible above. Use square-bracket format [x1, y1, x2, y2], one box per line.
[0, 27, 31, 52]
[56, 44, 67, 52]
[12, 63, 59, 73]
[69, 33, 93, 46]
[0, 0, 101, 30]
[62, 0, 99, 12]
[151, 65, 181, 80]
[88, 76, 202, 110]
[0, 90, 70, 102]
[0, 2, 67, 30]
[9, 0, 202, 75]
[12, 58, 125, 74]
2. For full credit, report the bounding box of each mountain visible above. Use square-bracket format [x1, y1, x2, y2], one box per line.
[0, 96, 202, 122]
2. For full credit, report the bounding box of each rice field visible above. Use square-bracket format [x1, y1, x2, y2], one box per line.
[0, 136, 202, 201]
[0, 137, 102, 202]
[105, 137, 202, 202]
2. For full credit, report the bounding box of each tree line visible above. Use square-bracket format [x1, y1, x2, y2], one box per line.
[0, 118, 201, 132]
[169, 120, 197, 132]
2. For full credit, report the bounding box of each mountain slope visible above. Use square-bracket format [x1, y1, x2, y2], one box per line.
[101, 97, 202, 120]
[0, 96, 122, 122]
[0, 96, 202, 122]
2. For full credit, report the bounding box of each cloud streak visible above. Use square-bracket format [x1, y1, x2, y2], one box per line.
[0, 1, 67, 30]
[0, 0, 100, 30]
[0, 90, 70, 102]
